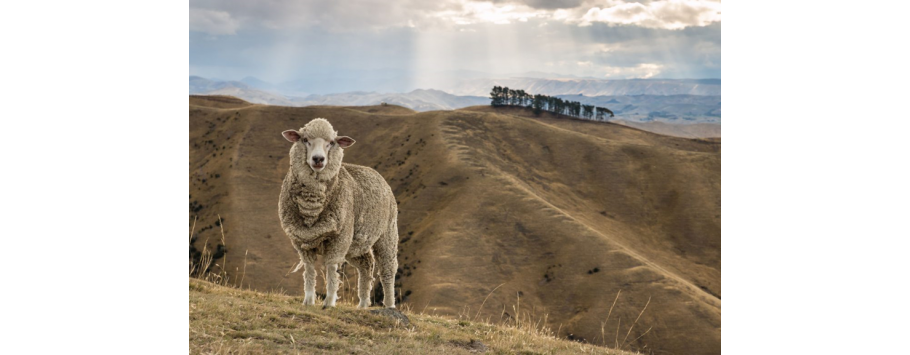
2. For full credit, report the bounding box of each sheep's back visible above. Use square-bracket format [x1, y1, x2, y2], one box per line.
[342, 163, 396, 255]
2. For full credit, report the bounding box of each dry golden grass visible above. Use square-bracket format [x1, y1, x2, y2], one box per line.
[189, 278, 637, 355]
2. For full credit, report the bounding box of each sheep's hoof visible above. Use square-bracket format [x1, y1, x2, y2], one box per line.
[303, 292, 316, 305]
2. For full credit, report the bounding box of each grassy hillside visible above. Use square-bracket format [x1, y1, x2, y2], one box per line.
[189, 97, 721, 354]
[190, 278, 636, 354]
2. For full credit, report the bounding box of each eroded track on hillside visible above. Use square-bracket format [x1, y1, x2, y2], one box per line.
[438, 112, 721, 308]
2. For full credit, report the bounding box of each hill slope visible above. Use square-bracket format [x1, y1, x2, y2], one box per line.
[190, 279, 635, 354]
[189, 97, 721, 355]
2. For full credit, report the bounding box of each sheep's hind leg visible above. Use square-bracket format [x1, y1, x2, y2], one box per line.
[375, 240, 398, 309]
[323, 263, 341, 309]
[347, 252, 375, 309]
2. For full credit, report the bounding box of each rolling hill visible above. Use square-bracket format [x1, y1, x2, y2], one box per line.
[189, 96, 721, 355]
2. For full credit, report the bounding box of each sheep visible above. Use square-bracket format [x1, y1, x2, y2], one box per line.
[278, 118, 399, 309]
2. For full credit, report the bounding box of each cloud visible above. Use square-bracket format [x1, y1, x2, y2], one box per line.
[493, 0, 585, 10]
[188, 0, 721, 82]
[190, 0, 451, 32]
[189, 0, 721, 34]
[577, 0, 721, 30]
[432, 1, 549, 26]
[575, 21, 720, 77]
[433, 0, 721, 30]
[189, 8, 240, 35]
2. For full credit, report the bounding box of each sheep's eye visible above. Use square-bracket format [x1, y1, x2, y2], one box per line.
[302, 138, 308, 143]
[330, 141, 335, 146]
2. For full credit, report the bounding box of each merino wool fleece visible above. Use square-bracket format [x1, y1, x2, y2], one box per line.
[278, 118, 399, 271]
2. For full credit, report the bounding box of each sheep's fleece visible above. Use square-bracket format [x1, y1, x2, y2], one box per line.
[279, 118, 399, 309]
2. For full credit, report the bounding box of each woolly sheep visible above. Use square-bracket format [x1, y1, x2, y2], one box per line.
[278, 118, 399, 309]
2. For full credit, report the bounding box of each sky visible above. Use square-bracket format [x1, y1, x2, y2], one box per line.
[189, 0, 721, 83]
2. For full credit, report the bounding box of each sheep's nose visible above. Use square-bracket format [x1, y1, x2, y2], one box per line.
[313, 156, 325, 164]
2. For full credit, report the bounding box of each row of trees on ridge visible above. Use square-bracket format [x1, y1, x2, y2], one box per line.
[489, 86, 614, 120]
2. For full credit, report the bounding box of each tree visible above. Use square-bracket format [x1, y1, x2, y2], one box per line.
[490, 86, 503, 106]
[532, 94, 544, 115]
[596, 107, 615, 120]
[488, 86, 613, 122]
[583, 104, 594, 119]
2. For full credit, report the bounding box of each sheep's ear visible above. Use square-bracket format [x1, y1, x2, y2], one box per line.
[336, 136, 355, 148]
[282, 130, 301, 143]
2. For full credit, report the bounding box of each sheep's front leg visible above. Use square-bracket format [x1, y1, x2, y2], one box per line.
[322, 209, 353, 309]
[303, 263, 317, 305]
[323, 263, 340, 309]
[298, 249, 318, 306]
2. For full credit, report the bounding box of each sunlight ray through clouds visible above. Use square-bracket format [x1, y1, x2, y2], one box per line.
[189, 0, 720, 81]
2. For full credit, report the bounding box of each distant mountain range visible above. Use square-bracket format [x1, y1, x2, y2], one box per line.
[189, 76, 488, 111]
[189, 76, 295, 106]
[556, 94, 721, 123]
[189, 76, 720, 124]
[191, 74, 720, 97]
[442, 77, 720, 97]
[214, 71, 608, 96]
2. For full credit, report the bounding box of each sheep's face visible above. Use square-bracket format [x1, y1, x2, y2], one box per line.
[282, 118, 355, 179]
